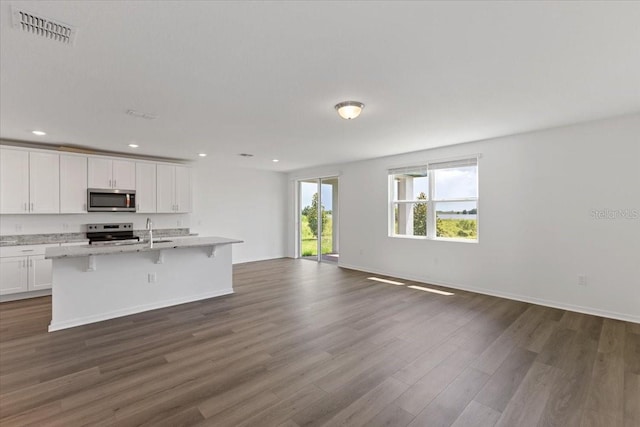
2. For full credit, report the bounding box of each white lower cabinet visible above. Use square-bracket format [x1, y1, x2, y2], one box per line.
[0, 245, 57, 295]
[0, 257, 29, 294]
[29, 255, 53, 291]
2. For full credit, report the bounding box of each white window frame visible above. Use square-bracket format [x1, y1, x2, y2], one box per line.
[389, 157, 479, 242]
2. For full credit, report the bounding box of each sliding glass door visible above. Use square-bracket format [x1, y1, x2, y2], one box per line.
[298, 177, 339, 262]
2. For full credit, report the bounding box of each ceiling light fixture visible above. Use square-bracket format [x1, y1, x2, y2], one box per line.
[128, 144, 139, 148]
[32, 130, 46, 136]
[272, 159, 279, 163]
[335, 101, 364, 120]
[198, 153, 207, 157]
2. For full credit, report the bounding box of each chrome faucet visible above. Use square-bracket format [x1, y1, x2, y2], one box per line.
[146, 218, 153, 248]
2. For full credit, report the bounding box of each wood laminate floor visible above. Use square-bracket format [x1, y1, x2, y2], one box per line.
[0, 259, 638, 426]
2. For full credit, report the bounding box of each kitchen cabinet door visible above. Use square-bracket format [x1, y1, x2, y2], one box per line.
[135, 162, 156, 213]
[60, 155, 88, 213]
[29, 255, 53, 291]
[156, 164, 176, 213]
[0, 257, 28, 295]
[88, 157, 112, 189]
[175, 166, 192, 213]
[29, 152, 60, 214]
[0, 148, 29, 214]
[112, 160, 136, 190]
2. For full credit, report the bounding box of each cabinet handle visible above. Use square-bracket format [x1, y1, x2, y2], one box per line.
[23, 260, 27, 268]
[30, 259, 33, 267]
[109, 179, 112, 188]
[24, 202, 27, 211]
[30, 202, 34, 212]
[21, 249, 34, 252]
[114, 179, 117, 188]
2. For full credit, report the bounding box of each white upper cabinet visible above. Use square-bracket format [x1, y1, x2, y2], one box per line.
[113, 160, 136, 190]
[0, 148, 29, 214]
[88, 158, 135, 190]
[175, 166, 192, 213]
[135, 162, 156, 213]
[60, 155, 88, 213]
[29, 152, 60, 214]
[156, 164, 191, 213]
[0, 149, 59, 214]
[156, 164, 175, 213]
[1, 147, 189, 216]
[87, 157, 112, 189]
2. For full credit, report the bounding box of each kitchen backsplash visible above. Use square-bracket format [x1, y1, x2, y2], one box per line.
[0, 213, 191, 236]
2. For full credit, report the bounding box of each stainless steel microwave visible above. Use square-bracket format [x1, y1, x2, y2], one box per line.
[87, 189, 136, 212]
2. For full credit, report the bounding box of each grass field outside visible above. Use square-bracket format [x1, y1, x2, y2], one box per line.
[300, 214, 334, 256]
[436, 218, 477, 239]
[301, 237, 333, 257]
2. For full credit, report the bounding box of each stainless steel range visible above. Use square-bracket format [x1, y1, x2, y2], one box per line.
[86, 223, 140, 245]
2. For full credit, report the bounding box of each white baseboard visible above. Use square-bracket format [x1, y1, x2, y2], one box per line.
[0, 289, 51, 303]
[338, 262, 640, 325]
[48, 288, 234, 332]
[233, 254, 288, 265]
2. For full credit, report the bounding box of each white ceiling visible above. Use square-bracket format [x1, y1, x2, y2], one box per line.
[1, 1, 639, 171]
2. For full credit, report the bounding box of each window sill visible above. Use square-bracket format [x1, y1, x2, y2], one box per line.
[389, 235, 478, 244]
[432, 237, 478, 244]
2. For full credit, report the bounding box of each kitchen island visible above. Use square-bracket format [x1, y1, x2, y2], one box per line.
[45, 236, 242, 331]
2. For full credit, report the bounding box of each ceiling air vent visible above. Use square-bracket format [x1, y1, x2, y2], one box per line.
[12, 7, 76, 45]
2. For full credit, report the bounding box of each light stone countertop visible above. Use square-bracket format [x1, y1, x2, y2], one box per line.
[0, 228, 194, 247]
[45, 236, 243, 259]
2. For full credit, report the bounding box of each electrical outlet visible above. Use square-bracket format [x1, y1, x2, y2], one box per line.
[578, 275, 587, 286]
[148, 273, 157, 284]
[15, 224, 22, 232]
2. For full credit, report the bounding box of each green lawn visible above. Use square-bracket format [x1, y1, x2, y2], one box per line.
[436, 218, 477, 239]
[301, 236, 333, 257]
[300, 214, 333, 256]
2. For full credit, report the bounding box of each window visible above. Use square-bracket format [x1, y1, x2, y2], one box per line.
[389, 157, 478, 241]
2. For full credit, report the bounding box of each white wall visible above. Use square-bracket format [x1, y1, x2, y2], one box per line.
[288, 114, 640, 322]
[190, 158, 288, 264]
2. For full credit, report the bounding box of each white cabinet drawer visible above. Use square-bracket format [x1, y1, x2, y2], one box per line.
[0, 244, 58, 258]
[60, 242, 89, 247]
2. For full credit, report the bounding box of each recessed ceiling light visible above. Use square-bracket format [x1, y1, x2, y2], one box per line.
[198, 153, 207, 157]
[272, 159, 279, 163]
[128, 144, 139, 148]
[32, 130, 46, 136]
